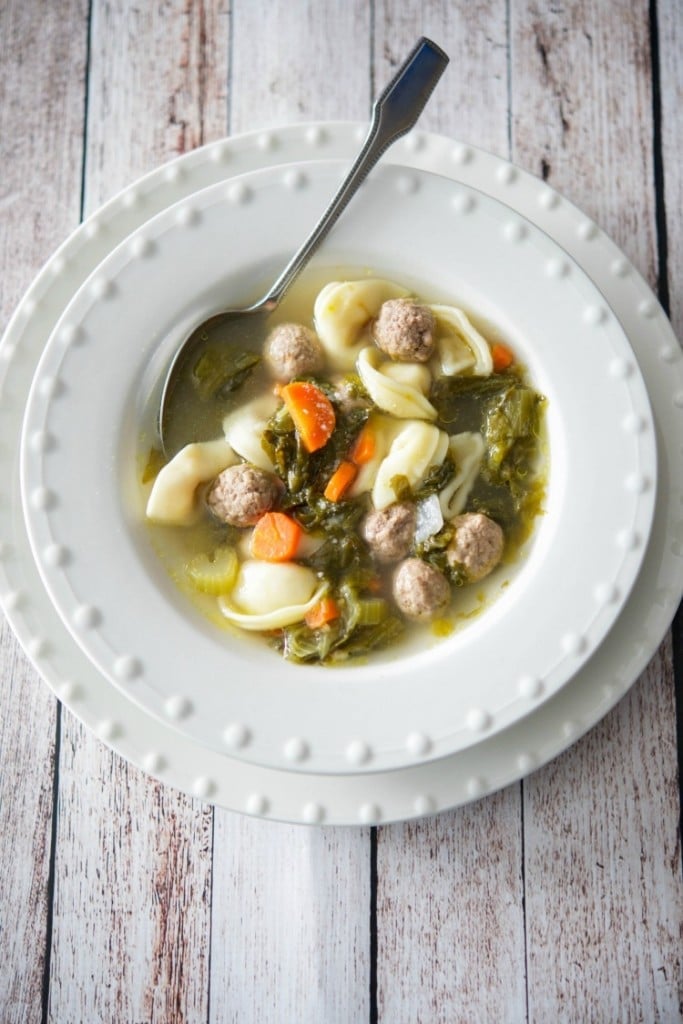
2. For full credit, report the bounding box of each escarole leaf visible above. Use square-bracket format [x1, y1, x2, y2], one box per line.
[483, 382, 544, 479]
[274, 527, 405, 663]
[261, 397, 370, 534]
[276, 576, 405, 664]
[430, 372, 516, 431]
[192, 346, 260, 400]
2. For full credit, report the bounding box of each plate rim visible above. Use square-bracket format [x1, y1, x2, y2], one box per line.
[0, 121, 680, 823]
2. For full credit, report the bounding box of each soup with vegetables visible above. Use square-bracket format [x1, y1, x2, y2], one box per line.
[142, 275, 546, 664]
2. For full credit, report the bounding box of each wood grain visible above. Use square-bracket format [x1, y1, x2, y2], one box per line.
[511, 2, 683, 1019]
[524, 646, 683, 1022]
[374, 0, 509, 153]
[0, 625, 57, 1024]
[229, 0, 373, 132]
[83, 0, 230, 206]
[46, 2, 228, 1021]
[377, 790, 526, 1024]
[209, 817, 371, 1023]
[0, 1, 88, 1020]
[49, 764, 213, 1023]
[511, 0, 657, 284]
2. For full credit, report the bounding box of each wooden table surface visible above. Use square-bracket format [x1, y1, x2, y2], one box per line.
[2, 2, 682, 1021]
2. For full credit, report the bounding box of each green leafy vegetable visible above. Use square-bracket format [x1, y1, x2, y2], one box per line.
[275, 581, 404, 664]
[261, 399, 370, 532]
[192, 347, 260, 400]
[414, 524, 467, 585]
[413, 455, 457, 501]
[430, 372, 515, 429]
[483, 384, 541, 474]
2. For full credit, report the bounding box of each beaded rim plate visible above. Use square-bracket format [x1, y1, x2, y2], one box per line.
[18, 158, 655, 775]
[0, 123, 680, 821]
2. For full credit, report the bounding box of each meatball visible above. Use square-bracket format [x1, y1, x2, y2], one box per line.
[372, 299, 436, 362]
[206, 463, 282, 527]
[265, 322, 324, 380]
[447, 512, 504, 582]
[362, 502, 416, 563]
[392, 558, 450, 620]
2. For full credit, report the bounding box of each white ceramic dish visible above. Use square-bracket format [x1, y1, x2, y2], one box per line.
[19, 159, 655, 776]
[1, 123, 681, 822]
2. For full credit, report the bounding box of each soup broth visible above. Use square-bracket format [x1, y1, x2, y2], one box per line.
[142, 270, 547, 664]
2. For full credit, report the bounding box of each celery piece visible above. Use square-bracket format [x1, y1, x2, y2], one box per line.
[186, 546, 239, 595]
[355, 598, 389, 627]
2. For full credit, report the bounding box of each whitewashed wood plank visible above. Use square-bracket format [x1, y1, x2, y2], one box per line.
[0, 625, 57, 1024]
[83, 0, 230, 208]
[511, 0, 658, 285]
[0, 0, 88, 313]
[229, 0, 372, 132]
[210, 816, 371, 1024]
[209, 6, 372, 1021]
[511, 2, 683, 1020]
[0, 1, 88, 1021]
[371, 7, 526, 1022]
[50, 760, 214, 1023]
[377, 790, 526, 1024]
[47, 2, 228, 1021]
[374, 0, 509, 154]
[524, 646, 683, 1022]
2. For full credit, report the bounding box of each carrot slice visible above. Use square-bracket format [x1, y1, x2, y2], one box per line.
[491, 342, 515, 372]
[350, 423, 376, 465]
[323, 460, 357, 502]
[280, 381, 336, 452]
[250, 512, 302, 562]
[305, 595, 341, 629]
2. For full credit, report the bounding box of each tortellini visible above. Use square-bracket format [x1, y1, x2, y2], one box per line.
[430, 305, 494, 377]
[146, 439, 237, 525]
[438, 432, 485, 518]
[372, 420, 449, 510]
[218, 560, 325, 630]
[348, 413, 395, 498]
[314, 278, 409, 370]
[357, 346, 437, 421]
[223, 393, 278, 471]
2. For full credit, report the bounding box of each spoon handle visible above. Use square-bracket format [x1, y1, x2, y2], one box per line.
[260, 37, 449, 309]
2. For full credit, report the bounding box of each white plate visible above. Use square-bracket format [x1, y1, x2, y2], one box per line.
[1, 123, 681, 822]
[18, 160, 655, 775]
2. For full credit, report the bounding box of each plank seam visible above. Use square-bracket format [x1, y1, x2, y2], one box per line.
[40, 702, 61, 1024]
[205, 808, 216, 1023]
[521, 781, 530, 1023]
[649, 0, 671, 316]
[369, 826, 378, 1024]
[649, 0, 683, 869]
[78, 0, 94, 222]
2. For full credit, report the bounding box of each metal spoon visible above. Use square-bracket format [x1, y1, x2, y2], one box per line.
[158, 36, 449, 453]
